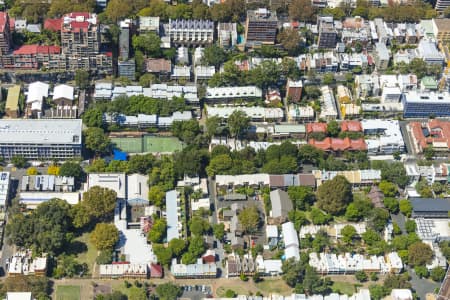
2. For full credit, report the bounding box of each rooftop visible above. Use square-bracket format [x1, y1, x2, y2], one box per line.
[5, 85, 20, 112]
[0, 119, 82, 145]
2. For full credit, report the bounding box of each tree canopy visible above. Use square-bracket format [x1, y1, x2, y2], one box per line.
[316, 175, 352, 215]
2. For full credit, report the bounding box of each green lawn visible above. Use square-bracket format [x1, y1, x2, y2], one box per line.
[216, 286, 250, 297]
[56, 285, 80, 300]
[74, 232, 97, 274]
[256, 279, 292, 295]
[332, 281, 356, 295]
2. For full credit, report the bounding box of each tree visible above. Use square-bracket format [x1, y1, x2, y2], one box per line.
[372, 161, 409, 188]
[153, 244, 173, 266]
[53, 254, 87, 278]
[323, 73, 335, 85]
[96, 250, 113, 265]
[139, 73, 157, 87]
[11, 155, 27, 168]
[148, 185, 165, 207]
[238, 206, 260, 234]
[26, 167, 39, 175]
[355, 270, 368, 282]
[6, 199, 73, 255]
[2, 275, 51, 298]
[105, 0, 133, 23]
[288, 186, 314, 210]
[369, 284, 388, 300]
[327, 120, 340, 137]
[82, 108, 103, 128]
[424, 145, 434, 160]
[379, 180, 397, 197]
[282, 257, 307, 287]
[310, 207, 332, 225]
[414, 266, 429, 278]
[206, 154, 233, 177]
[369, 208, 390, 232]
[75, 69, 89, 89]
[47, 165, 60, 176]
[383, 197, 399, 214]
[189, 216, 210, 236]
[278, 28, 302, 55]
[409, 58, 427, 79]
[225, 290, 237, 297]
[228, 110, 250, 140]
[316, 175, 352, 215]
[408, 242, 433, 266]
[345, 199, 373, 221]
[248, 61, 281, 89]
[213, 223, 225, 241]
[168, 238, 186, 256]
[91, 223, 119, 251]
[73, 186, 117, 228]
[341, 225, 357, 244]
[289, 0, 315, 22]
[288, 210, 309, 230]
[399, 199, 413, 217]
[430, 267, 446, 282]
[405, 220, 417, 233]
[361, 229, 381, 246]
[202, 44, 227, 69]
[127, 287, 147, 300]
[445, 6, 450, 17]
[205, 116, 224, 138]
[59, 162, 84, 181]
[84, 127, 110, 155]
[132, 32, 162, 57]
[148, 218, 167, 243]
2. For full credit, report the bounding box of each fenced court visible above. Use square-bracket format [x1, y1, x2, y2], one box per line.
[111, 135, 183, 153]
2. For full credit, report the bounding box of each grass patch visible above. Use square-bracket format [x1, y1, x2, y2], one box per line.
[74, 232, 97, 274]
[256, 279, 292, 295]
[56, 285, 80, 300]
[332, 281, 356, 295]
[216, 286, 250, 297]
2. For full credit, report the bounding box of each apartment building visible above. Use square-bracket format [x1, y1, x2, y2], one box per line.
[168, 19, 214, 46]
[245, 9, 278, 47]
[317, 16, 337, 49]
[218, 23, 238, 48]
[402, 91, 450, 118]
[433, 18, 450, 42]
[0, 12, 11, 56]
[12, 45, 63, 70]
[0, 119, 82, 160]
[374, 42, 390, 70]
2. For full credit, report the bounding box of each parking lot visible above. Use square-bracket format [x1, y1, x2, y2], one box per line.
[180, 284, 212, 300]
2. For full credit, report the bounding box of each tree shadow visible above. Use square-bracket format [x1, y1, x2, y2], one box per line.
[65, 240, 88, 256]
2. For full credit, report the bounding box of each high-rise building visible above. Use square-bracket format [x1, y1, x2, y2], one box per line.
[245, 9, 278, 47]
[119, 19, 131, 60]
[0, 12, 11, 56]
[61, 12, 100, 56]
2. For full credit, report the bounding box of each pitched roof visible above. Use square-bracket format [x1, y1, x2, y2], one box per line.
[44, 18, 62, 31]
[0, 12, 8, 33]
[150, 263, 163, 277]
[270, 189, 293, 219]
[341, 120, 363, 132]
[309, 137, 367, 151]
[306, 122, 327, 134]
[13, 45, 60, 55]
[410, 198, 450, 212]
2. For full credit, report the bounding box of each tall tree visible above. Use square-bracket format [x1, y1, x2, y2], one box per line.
[316, 175, 352, 215]
[91, 223, 119, 251]
[156, 283, 182, 300]
[105, 0, 133, 23]
[238, 205, 260, 234]
[84, 127, 110, 155]
[228, 110, 250, 139]
[289, 0, 315, 22]
[202, 45, 227, 69]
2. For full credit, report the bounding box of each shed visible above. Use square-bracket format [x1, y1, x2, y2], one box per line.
[270, 189, 293, 222]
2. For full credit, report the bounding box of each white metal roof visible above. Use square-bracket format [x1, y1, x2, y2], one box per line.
[0, 119, 81, 145]
[53, 84, 74, 101]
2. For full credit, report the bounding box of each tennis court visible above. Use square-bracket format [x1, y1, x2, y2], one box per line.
[111, 136, 183, 153]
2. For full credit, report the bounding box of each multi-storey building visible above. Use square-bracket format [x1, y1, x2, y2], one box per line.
[402, 91, 450, 118]
[245, 9, 278, 47]
[168, 19, 214, 46]
[12, 45, 64, 69]
[0, 12, 11, 56]
[218, 23, 237, 48]
[317, 16, 337, 49]
[433, 18, 450, 42]
[0, 119, 82, 160]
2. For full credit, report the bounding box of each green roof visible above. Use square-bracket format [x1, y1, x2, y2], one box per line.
[421, 76, 438, 89]
[5, 85, 20, 111]
[274, 124, 306, 133]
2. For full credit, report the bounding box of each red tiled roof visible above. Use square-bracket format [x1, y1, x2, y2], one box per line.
[0, 12, 8, 33]
[44, 18, 62, 32]
[9, 17, 14, 31]
[150, 263, 163, 278]
[409, 120, 450, 151]
[203, 255, 216, 264]
[308, 137, 367, 151]
[306, 122, 327, 134]
[68, 12, 91, 19]
[13, 45, 61, 55]
[341, 120, 363, 132]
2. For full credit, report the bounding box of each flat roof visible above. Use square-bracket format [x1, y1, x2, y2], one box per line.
[5, 85, 20, 111]
[411, 198, 450, 212]
[166, 190, 180, 242]
[0, 119, 82, 145]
